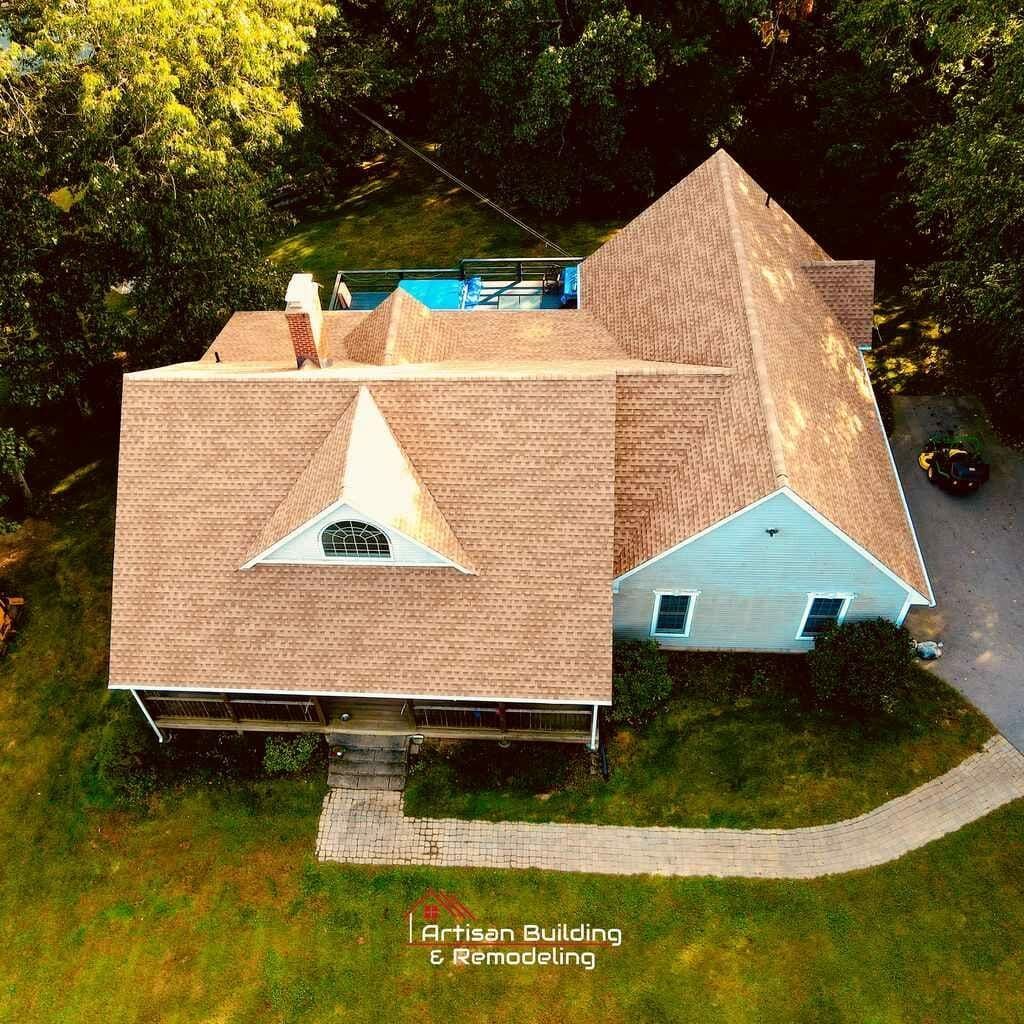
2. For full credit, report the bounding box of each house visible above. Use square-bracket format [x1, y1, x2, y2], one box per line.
[109, 151, 932, 750]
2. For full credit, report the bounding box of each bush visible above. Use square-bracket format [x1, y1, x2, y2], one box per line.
[806, 618, 916, 718]
[262, 734, 321, 776]
[611, 639, 672, 726]
[91, 694, 160, 807]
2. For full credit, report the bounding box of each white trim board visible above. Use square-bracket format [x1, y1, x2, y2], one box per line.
[781, 488, 930, 606]
[795, 592, 854, 641]
[613, 491, 782, 585]
[111, 683, 612, 707]
[649, 590, 700, 639]
[614, 487, 929, 607]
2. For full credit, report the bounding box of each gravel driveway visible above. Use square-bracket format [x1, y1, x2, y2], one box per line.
[892, 395, 1024, 749]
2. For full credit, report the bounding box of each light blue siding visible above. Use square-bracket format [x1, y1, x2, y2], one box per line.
[613, 492, 912, 652]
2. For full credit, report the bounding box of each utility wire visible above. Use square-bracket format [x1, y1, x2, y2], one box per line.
[344, 103, 572, 257]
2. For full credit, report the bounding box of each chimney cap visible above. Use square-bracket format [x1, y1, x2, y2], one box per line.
[285, 272, 320, 309]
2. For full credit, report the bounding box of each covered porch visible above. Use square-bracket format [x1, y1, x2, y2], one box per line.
[132, 691, 599, 747]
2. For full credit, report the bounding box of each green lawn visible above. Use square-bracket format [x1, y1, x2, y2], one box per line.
[267, 152, 622, 288]
[405, 655, 992, 830]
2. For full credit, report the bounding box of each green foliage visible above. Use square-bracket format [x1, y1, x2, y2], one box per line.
[406, 650, 991, 829]
[0, 428, 32, 479]
[839, 0, 1024, 427]
[610, 638, 672, 726]
[0, 0, 330, 411]
[807, 617, 917, 717]
[90, 694, 160, 808]
[262, 734, 321, 776]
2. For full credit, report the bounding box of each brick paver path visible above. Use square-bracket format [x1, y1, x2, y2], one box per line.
[316, 735, 1024, 878]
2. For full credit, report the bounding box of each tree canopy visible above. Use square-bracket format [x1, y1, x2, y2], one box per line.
[1, 0, 1022, 502]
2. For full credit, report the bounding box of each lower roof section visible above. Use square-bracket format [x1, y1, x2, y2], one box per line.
[110, 375, 615, 703]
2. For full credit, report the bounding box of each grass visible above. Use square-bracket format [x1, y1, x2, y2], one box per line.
[267, 151, 622, 288]
[0, 425, 1022, 1023]
[405, 653, 992, 829]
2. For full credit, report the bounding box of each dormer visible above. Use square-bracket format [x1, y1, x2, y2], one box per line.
[241, 386, 475, 573]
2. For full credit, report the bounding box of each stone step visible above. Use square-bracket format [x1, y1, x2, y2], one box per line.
[333, 747, 407, 765]
[329, 758, 405, 778]
[328, 772, 406, 791]
[327, 732, 410, 750]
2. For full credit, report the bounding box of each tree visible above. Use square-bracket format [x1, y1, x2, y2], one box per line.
[838, 0, 1024, 425]
[0, 428, 33, 506]
[0, 0, 330, 410]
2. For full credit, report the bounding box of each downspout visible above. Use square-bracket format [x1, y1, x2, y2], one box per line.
[131, 688, 164, 743]
[588, 704, 600, 751]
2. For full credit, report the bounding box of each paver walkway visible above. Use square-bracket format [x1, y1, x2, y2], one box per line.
[316, 735, 1024, 878]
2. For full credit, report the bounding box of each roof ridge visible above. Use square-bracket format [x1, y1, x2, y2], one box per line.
[714, 150, 789, 487]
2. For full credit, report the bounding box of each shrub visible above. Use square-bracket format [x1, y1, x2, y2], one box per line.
[611, 639, 672, 726]
[262, 734, 321, 776]
[806, 618, 915, 718]
[91, 694, 160, 807]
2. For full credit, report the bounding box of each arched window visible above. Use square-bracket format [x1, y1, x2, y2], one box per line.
[321, 520, 391, 559]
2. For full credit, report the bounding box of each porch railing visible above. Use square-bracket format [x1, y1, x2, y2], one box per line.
[412, 704, 590, 734]
[145, 694, 319, 724]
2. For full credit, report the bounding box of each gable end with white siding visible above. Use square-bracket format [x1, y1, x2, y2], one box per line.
[613, 491, 928, 653]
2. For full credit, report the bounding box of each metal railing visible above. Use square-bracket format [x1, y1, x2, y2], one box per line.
[413, 704, 590, 734]
[329, 256, 582, 309]
[146, 694, 317, 724]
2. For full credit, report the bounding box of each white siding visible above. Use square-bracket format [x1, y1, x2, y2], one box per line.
[614, 492, 911, 652]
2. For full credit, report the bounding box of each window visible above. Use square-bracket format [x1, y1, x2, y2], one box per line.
[321, 520, 391, 559]
[651, 591, 698, 638]
[798, 594, 852, 639]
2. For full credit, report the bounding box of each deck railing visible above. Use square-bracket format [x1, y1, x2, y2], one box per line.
[413, 704, 590, 734]
[329, 256, 582, 309]
[145, 694, 319, 724]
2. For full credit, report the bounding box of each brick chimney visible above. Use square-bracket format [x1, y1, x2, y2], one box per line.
[284, 273, 323, 367]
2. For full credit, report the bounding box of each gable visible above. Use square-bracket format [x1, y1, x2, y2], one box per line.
[615, 490, 921, 603]
[256, 502, 455, 568]
[242, 385, 474, 572]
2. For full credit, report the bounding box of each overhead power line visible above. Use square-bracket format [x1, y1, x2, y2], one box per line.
[344, 103, 572, 258]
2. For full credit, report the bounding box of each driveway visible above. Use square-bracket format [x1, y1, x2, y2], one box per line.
[892, 395, 1024, 749]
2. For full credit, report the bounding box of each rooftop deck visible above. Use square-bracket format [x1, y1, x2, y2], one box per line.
[329, 256, 581, 312]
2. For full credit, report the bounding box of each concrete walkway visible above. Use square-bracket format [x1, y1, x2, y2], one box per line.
[316, 735, 1024, 878]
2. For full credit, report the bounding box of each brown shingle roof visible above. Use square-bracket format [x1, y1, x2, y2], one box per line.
[110, 377, 615, 702]
[110, 149, 930, 702]
[584, 150, 930, 598]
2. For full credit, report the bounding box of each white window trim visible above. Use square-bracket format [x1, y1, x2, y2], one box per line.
[796, 592, 854, 641]
[650, 590, 700, 639]
[318, 520, 394, 564]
